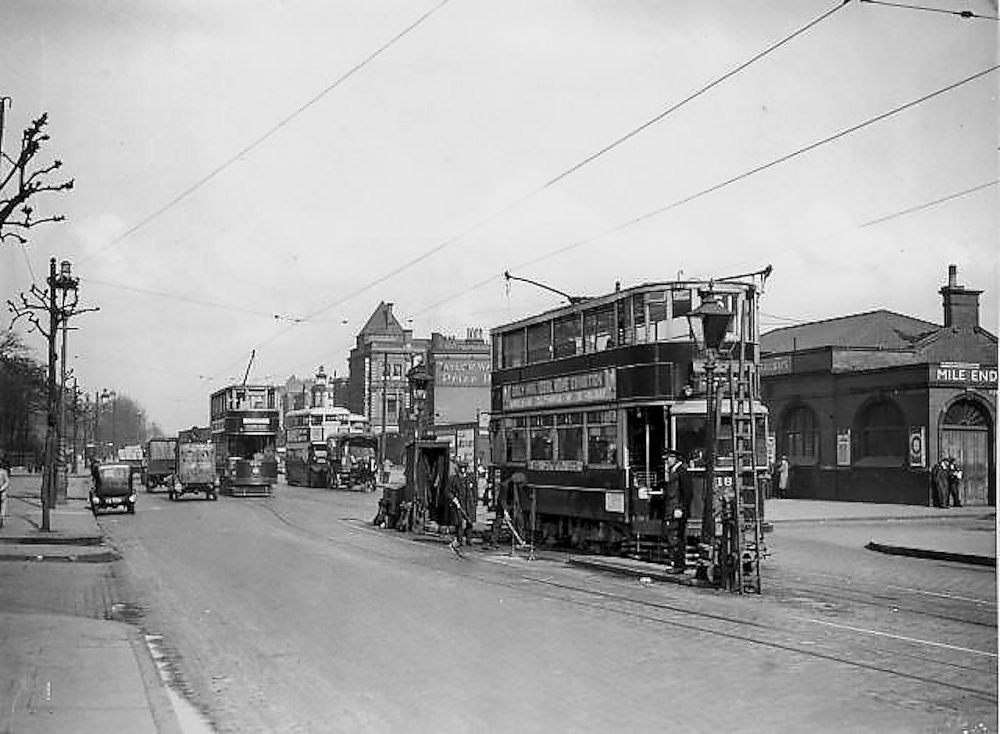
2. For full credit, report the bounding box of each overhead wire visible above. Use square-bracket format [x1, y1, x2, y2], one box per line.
[283, 0, 853, 328]
[514, 64, 999, 271]
[859, 0, 1000, 20]
[263, 2, 855, 375]
[405, 64, 999, 321]
[860, 178, 998, 226]
[79, 0, 451, 264]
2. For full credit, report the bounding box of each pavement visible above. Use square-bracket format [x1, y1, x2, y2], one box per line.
[1, 474, 187, 734]
[1, 473, 995, 733]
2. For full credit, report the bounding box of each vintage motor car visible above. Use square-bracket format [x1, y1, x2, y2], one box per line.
[90, 463, 137, 515]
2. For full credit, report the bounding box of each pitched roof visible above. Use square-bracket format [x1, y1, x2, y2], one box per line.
[358, 301, 404, 336]
[761, 309, 939, 354]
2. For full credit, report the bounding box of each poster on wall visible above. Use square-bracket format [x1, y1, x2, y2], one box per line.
[836, 429, 851, 466]
[908, 426, 926, 468]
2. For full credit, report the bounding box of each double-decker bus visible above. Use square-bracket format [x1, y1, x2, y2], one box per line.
[489, 274, 770, 578]
[210, 384, 280, 496]
[284, 406, 369, 487]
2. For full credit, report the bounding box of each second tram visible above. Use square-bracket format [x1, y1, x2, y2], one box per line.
[210, 384, 280, 496]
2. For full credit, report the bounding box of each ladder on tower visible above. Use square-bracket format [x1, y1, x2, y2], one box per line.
[726, 358, 764, 594]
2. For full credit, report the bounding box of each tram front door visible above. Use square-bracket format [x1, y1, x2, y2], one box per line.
[627, 406, 666, 523]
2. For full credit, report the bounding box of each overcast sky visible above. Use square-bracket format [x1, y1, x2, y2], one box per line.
[2, 0, 997, 433]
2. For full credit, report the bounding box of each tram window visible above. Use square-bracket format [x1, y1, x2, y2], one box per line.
[527, 322, 552, 364]
[311, 415, 323, 426]
[556, 412, 584, 461]
[553, 314, 581, 359]
[586, 410, 617, 465]
[617, 298, 633, 346]
[505, 417, 527, 462]
[529, 414, 555, 461]
[584, 306, 615, 352]
[633, 294, 647, 344]
[675, 415, 706, 463]
[502, 330, 526, 368]
[647, 292, 669, 341]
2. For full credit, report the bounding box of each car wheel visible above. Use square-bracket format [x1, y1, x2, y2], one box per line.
[127, 503, 135, 515]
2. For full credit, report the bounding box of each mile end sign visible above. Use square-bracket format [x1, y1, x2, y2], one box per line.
[929, 362, 998, 389]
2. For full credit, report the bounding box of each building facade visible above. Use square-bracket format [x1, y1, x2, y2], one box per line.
[347, 302, 427, 462]
[761, 266, 996, 506]
[425, 329, 491, 466]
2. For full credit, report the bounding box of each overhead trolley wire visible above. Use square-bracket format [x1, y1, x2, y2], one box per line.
[515, 64, 1000, 271]
[287, 0, 852, 328]
[129, 1, 850, 384]
[860, 178, 999, 226]
[407, 64, 1000, 319]
[859, 0, 1000, 20]
[80, 0, 451, 264]
[541, 0, 854, 190]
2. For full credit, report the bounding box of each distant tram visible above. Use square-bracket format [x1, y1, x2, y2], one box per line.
[210, 384, 280, 496]
[284, 406, 368, 487]
[489, 273, 770, 587]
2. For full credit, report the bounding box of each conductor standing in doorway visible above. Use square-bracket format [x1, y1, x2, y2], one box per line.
[659, 450, 693, 573]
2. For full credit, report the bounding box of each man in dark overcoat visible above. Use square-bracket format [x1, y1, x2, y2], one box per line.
[659, 450, 694, 572]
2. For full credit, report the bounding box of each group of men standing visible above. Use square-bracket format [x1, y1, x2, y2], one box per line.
[931, 456, 963, 508]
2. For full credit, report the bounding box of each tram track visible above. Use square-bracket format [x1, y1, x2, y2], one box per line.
[250, 495, 997, 703]
[768, 576, 996, 628]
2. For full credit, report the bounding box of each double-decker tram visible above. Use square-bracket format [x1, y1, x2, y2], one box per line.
[490, 272, 770, 590]
[210, 384, 280, 496]
[284, 406, 369, 487]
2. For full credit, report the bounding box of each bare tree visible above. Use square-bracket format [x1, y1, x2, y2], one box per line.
[0, 107, 74, 246]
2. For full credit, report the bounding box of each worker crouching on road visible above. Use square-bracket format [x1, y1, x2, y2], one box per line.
[658, 449, 693, 574]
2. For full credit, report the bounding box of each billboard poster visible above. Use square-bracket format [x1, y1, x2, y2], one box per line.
[908, 426, 926, 468]
[836, 429, 851, 467]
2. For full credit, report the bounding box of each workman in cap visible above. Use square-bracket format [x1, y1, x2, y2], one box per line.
[657, 449, 693, 573]
[447, 458, 477, 546]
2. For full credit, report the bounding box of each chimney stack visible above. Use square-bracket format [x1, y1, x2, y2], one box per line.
[939, 264, 982, 329]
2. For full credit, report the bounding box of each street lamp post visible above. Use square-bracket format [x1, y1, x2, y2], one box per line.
[99, 389, 117, 460]
[686, 288, 734, 585]
[406, 363, 431, 440]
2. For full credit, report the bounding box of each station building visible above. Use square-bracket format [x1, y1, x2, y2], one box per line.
[760, 266, 997, 506]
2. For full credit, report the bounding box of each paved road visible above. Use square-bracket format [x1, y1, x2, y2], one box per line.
[91, 480, 996, 734]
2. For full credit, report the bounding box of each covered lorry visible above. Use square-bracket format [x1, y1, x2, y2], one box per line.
[172, 427, 218, 501]
[144, 437, 177, 491]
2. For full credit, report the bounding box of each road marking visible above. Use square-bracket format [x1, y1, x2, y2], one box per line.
[885, 584, 996, 606]
[798, 617, 998, 658]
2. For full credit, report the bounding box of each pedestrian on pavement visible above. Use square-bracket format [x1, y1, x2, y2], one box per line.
[775, 455, 790, 499]
[0, 457, 11, 527]
[659, 449, 693, 573]
[930, 457, 950, 508]
[946, 457, 963, 508]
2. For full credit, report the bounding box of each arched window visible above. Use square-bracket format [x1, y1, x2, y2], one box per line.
[781, 405, 819, 464]
[942, 400, 989, 428]
[857, 399, 905, 460]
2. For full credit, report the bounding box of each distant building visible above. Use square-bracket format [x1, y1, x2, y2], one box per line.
[761, 265, 997, 506]
[281, 367, 349, 415]
[426, 329, 491, 466]
[347, 302, 428, 462]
